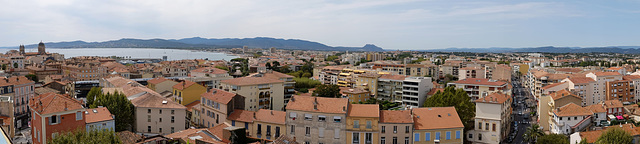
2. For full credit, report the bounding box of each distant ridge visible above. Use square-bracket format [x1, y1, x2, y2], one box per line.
[12, 37, 384, 52]
[422, 46, 640, 54]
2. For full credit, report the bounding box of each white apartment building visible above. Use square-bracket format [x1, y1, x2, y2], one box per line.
[401, 77, 433, 108]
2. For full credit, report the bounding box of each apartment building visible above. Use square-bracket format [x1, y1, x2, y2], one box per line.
[468, 92, 512, 143]
[61, 63, 107, 81]
[538, 89, 582, 133]
[132, 92, 187, 136]
[405, 64, 438, 78]
[319, 65, 346, 85]
[600, 100, 624, 116]
[373, 62, 406, 75]
[586, 72, 623, 104]
[252, 109, 286, 140]
[172, 80, 207, 105]
[249, 71, 296, 107]
[0, 76, 35, 129]
[562, 77, 596, 106]
[29, 93, 86, 144]
[341, 88, 371, 103]
[623, 75, 640, 102]
[379, 110, 413, 144]
[356, 73, 381, 96]
[448, 78, 508, 100]
[377, 74, 408, 102]
[458, 67, 486, 80]
[221, 75, 285, 111]
[185, 67, 233, 89]
[402, 77, 433, 108]
[605, 79, 634, 102]
[550, 103, 592, 135]
[285, 96, 348, 144]
[199, 88, 244, 128]
[226, 109, 255, 136]
[85, 107, 115, 132]
[412, 107, 464, 144]
[147, 77, 178, 94]
[346, 104, 380, 144]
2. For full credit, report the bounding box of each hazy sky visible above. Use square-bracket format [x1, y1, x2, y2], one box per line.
[1, 0, 639, 50]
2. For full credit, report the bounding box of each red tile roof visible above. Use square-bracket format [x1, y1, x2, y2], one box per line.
[426, 88, 444, 95]
[594, 72, 621, 76]
[255, 109, 286, 125]
[201, 88, 237, 104]
[191, 67, 228, 75]
[85, 107, 114, 123]
[475, 92, 510, 104]
[566, 77, 595, 84]
[554, 103, 593, 117]
[380, 110, 413, 123]
[286, 96, 349, 114]
[541, 82, 567, 90]
[221, 77, 284, 86]
[450, 78, 507, 86]
[623, 75, 640, 80]
[29, 92, 84, 115]
[185, 100, 201, 112]
[601, 100, 623, 108]
[173, 80, 198, 90]
[412, 107, 463, 130]
[550, 89, 581, 101]
[379, 74, 408, 81]
[147, 77, 170, 84]
[347, 104, 380, 118]
[227, 109, 255, 122]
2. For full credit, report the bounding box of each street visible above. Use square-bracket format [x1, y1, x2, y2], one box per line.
[13, 127, 31, 144]
[507, 76, 537, 144]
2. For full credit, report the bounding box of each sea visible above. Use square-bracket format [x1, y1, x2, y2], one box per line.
[0, 48, 237, 61]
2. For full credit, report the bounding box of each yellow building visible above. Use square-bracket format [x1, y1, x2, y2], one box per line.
[252, 109, 286, 141]
[355, 73, 380, 96]
[341, 87, 371, 103]
[346, 104, 380, 144]
[413, 107, 464, 144]
[172, 80, 207, 105]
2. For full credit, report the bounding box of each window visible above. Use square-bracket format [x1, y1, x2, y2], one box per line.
[485, 123, 489, 130]
[76, 111, 82, 120]
[425, 132, 431, 141]
[49, 115, 60, 125]
[171, 116, 175, 123]
[478, 122, 482, 129]
[456, 131, 461, 139]
[276, 127, 280, 137]
[353, 132, 360, 144]
[305, 127, 310, 136]
[290, 112, 297, 119]
[435, 132, 440, 140]
[290, 125, 295, 134]
[393, 126, 397, 133]
[365, 133, 372, 144]
[171, 127, 174, 133]
[381, 137, 386, 144]
[159, 109, 162, 114]
[159, 118, 162, 122]
[414, 133, 420, 141]
[335, 129, 340, 139]
[266, 125, 271, 136]
[159, 128, 162, 133]
[446, 131, 451, 140]
[334, 116, 342, 122]
[304, 114, 312, 120]
[381, 126, 386, 133]
[393, 137, 398, 144]
[354, 120, 360, 128]
[147, 126, 151, 132]
[405, 126, 410, 133]
[468, 133, 473, 139]
[478, 134, 482, 140]
[492, 123, 496, 131]
[148, 109, 151, 113]
[404, 137, 409, 144]
[366, 121, 372, 129]
[232, 120, 235, 126]
[319, 127, 324, 138]
[257, 124, 262, 134]
[319, 115, 326, 122]
[171, 110, 175, 114]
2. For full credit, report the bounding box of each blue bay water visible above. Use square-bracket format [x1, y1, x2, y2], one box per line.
[0, 48, 237, 61]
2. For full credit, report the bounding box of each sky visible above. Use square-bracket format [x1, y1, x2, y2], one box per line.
[1, 0, 640, 50]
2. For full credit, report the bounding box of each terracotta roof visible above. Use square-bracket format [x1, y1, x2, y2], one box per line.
[200, 88, 237, 104]
[556, 68, 583, 73]
[286, 96, 349, 114]
[29, 92, 84, 115]
[227, 109, 255, 122]
[221, 76, 284, 86]
[594, 72, 621, 76]
[379, 74, 408, 81]
[554, 103, 593, 117]
[380, 110, 413, 123]
[165, 127, 227, 144]
[191, 67, 228, 75]
[359, 73, 381, 78]
[347, 104, 380, 118]
[584, 104, 606, 113]
[34, 87, 60, 95]
[255, 109, 286, 125]
[475, 92, 510, 104]
[173, 80, 198, 90]
[623, 75, 640, 80]
[607, 67, 624, 70]
[542, 82, 567, 90]
[117, 131, 144, 144]
[130, 93, 186, 109]
[460, 66, 483, 70]
[340, 87, 369, 94]
[412, 107, 464, 130]
[147, 77, 170, 84]
[85, 107, 114, 123]
[550, 89, 581, 101]
[601, 100, 623, 108]
[427, 88, 444, 95]
[185, 100, 201, 112]
[449, 78, 507, 86]
[566, 77, 595, 84]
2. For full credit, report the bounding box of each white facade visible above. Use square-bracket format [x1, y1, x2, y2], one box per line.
[401, 77, 433, 108]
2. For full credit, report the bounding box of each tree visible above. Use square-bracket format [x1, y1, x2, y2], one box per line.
[214, 65, 229, 71]
[13, 63, 17, 68]
[595, 127, 633, 144]
[524, 124, 545, 143]
[265, 62, 272, 70]
[313, 84, 341, 98]
[423, 86, 475, 130]
[537, 134, 568, 144]
[25, 74, 37, 82]
[50, 129, 122, 144]
[302, 72, 312, 78]
[86, 87, 102, 107]
[91, 91, 135, 132]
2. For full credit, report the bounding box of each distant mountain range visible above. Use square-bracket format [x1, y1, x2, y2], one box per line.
[422, 46, 640, 54]
[9, 37, 384, 52]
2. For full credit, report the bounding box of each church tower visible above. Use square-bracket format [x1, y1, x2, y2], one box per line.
[38, 41, 45, 55]
[19, 45, 25, 54]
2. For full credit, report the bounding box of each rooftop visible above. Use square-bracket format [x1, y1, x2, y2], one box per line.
[449, 78, 506, 86]
[380, 110, 413, 123]
[412, 107, 464, 130]
[201, 88, 237, 104]
[347, 104, 380, 118]
[286, 96, 349, 114]
[85, 107, 114, 123]
[554, 103, 593, 117]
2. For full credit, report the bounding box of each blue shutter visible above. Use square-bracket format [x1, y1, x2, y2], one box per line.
[446, 131, 451, 140]
[232, 120, 236, 126]
[456, 131, 461, 139]
[414, 133, 420, 141]
[435, 132, 440, 140]
[425, 133, 431, 141]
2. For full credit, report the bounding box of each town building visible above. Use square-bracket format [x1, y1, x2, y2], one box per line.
[355, 73, 380, 96]
[600, 100, 624, 116]
[448, 78, 509, 100]
[412, 107, 464, 144]
[346, 104, 380, 144]
[147, 77, 178, 95]
[539, 89, 582, 133]
[221, 74, 285, 111]
[377, 74, 408, 102]
[341, 87, 371, 103]
[562, 77, 596, 106]
[605, 79, 635, 103]
[402, 77, 433, 108]
[550, 103, 592, 135]
[226, 109, 256, 136]
[379, 110, 413, 144]
[252, 109, 286, 140]
[131, 92, 187, 136]
[199, 88, 244, 128]
[458, 67, 486, 80]
[29, 93, 86, 144]
[172, 80, 207, 105]
[184, 67, 233, 89]
[85, 107, 115, 132]
[285, 96, 348, 144]
[468, 92, 512, 143]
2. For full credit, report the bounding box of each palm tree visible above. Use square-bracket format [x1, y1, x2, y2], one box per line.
[524, 124, 545, 143]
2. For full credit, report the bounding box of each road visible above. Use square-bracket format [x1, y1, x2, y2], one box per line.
[507, 76, 536, 144]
